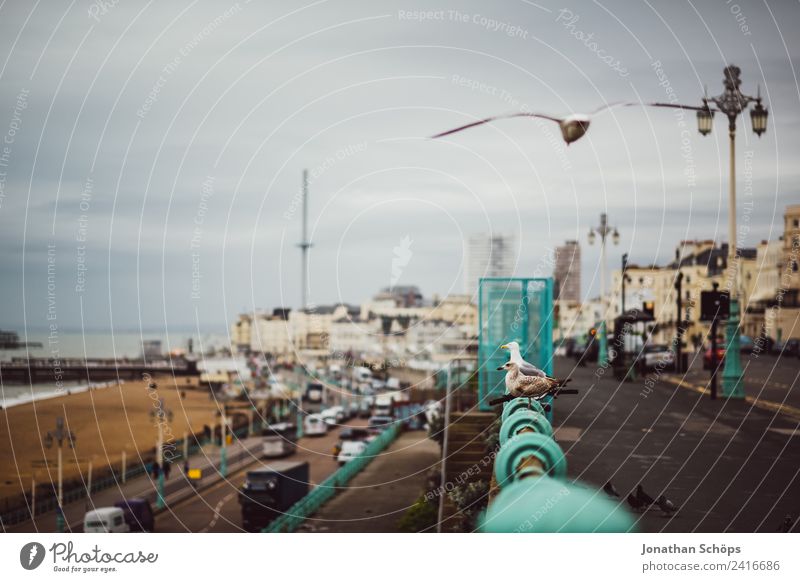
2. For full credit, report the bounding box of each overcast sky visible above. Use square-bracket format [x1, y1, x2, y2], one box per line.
[0, 0, 798, 335]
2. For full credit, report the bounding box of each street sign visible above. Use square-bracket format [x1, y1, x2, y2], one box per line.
[700, 290, 729, 321]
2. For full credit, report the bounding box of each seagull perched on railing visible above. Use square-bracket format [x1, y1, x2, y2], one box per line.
[488, 361, 572, 406]
[431, 102, 715, 145]
[501, 341, 549, 378]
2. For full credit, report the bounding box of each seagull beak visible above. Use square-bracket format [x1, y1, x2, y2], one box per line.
[496, 366, 505, 371]
[500, 344, 508, 350]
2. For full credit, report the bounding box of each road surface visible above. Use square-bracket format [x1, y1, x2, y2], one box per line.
[154, 418, 367, 532]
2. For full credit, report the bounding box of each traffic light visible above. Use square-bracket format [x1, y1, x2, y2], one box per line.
[642, 301, 655, 318]
[589, 327, 597, 337]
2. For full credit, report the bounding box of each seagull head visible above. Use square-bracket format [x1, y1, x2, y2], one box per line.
[500, 341, 520, 352]
[496, 361, 519, 372]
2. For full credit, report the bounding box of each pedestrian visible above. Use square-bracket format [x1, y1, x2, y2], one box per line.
[151, 461, 160, 480]
[163, 461, 172, 480]
[183, 460, 190, 476]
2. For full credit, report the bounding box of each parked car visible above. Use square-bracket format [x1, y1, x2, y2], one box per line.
[638, 345, 675, 372]
[703, 346, 726, 370]
[739, 335, 755, 353]
[337, 440, 367, 465]
[782, 338, 800, 357]
[83, 507, 130, 533]
[114, 498, 154, 532]
[304, 413, 327, 436]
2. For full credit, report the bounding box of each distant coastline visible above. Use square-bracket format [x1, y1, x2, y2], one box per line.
[0, 379, 124, 409]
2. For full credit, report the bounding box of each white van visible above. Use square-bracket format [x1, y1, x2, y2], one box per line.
[337, 440, 367, 465]
[304, 414, 327, 436]
[83, 507, 130, 533]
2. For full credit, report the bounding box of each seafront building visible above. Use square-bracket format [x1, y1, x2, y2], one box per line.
[553, 240, 581, 302]
[464, 232, 516, 299]
[232, 288, 478, 364]
[236, 207, 798, 361]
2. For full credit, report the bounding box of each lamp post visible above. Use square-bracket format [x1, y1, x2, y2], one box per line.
[695, 65, 768, 398]
[148, 391, 173, 509]
[621, 253, 630, 315]
[44, 417, 75, 532]
[217, 406, 229, 477]
[588, 212, 620, 366]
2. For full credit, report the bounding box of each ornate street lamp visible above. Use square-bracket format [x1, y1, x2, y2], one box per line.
[696, 105, 714, 136]
[588, 213, 620, 367]
[695, 65, 769, 399]
[750, 100, 768, 136]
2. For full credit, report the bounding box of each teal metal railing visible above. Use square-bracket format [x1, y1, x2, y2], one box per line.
[263, 423, 401, 533]
[479, 400, 635, 532]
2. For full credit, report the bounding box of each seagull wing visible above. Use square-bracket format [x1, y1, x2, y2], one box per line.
[589, 101, 633, 115]
[431, 112, 561, 138]
[635, 102, 719, 113]
[518, 360, 547, 378]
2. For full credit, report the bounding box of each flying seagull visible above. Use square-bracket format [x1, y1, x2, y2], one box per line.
[431, 101, 717, 145]
[488, 361, 572, 406]
[501, 341, 549, 378]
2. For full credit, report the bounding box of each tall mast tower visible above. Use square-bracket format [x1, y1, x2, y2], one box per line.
[297, 169, 312, 309]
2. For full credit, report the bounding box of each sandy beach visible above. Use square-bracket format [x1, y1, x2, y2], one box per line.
[0, 377, 222, 502]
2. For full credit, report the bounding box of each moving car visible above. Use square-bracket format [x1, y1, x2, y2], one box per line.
[83, 507, 130, 533]
[338, 427, 371, 441]
[367, 415, 394, 433]
[262, 422, 297, 458]
[373, 395, 393, 417]
[304, 413, 327, 436]
[337, 440, 367, 465]
[639, 345, 675, 371]
[114, 498, 154, 532]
